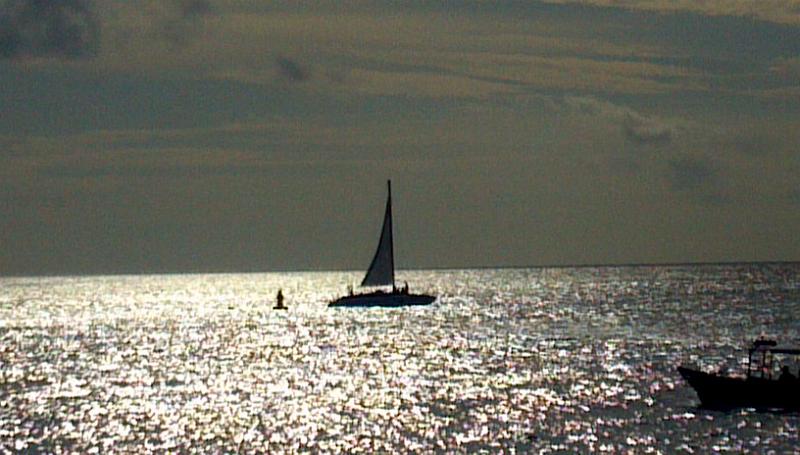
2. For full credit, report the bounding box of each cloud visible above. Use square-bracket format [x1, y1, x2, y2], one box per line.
[750, 57, 800, 99]
[788, 188, 800, 205]
[38, 162, 269, 179]
[0, 3, 707, 100]
[160, 0, 215, 46]
[752, 85, 800, 100]
[663, 156, 737, 205]
[540, 0, 800, 25]
[725, 132, 784, 157]
[622, 121, 673, 145]
[85, 4, 701, 96]
[275, 56, 310, 82]
[177, 0, 212, 18]
[758, 57, 800, 100]
[770, 56, 800, 80]
[0, 0, 217, 61]
[348, 67, 518, 99]
[0, 0, 100, 59]
[667, 157, 717, 191]
[564, 96, 676, 145]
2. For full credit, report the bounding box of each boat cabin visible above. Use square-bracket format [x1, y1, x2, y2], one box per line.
[746, 338, 800, 380]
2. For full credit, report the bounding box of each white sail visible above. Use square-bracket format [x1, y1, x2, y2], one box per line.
[361, 180, 395, 287]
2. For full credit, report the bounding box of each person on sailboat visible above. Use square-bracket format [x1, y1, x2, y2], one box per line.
[779, 365, 796, 382]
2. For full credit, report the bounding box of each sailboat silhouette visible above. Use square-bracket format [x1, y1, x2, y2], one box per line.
[329, 180, 436, 308]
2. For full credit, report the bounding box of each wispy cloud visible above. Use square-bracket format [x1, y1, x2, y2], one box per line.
[540, 0, 800, 25]
[38, 162, 270, 179]
[564, 96, 677, 145]
[6, 3, 699, 98]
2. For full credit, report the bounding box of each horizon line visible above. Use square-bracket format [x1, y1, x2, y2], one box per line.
[1, 259, 798, 279]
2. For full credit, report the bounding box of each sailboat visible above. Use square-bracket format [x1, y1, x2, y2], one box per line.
[328, 180, 436, 308]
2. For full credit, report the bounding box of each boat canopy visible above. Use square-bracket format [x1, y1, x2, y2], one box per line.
[753, 347, 800, 355]
[749, 339, 800, 355]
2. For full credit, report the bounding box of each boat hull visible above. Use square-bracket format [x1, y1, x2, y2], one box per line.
[328, 291, 435, 308]
[678, 366, 800, 410]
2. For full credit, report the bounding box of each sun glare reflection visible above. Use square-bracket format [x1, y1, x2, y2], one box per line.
[1, 267, 799, 451]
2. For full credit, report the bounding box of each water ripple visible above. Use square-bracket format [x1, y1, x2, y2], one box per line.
[1, 266, 799, 452]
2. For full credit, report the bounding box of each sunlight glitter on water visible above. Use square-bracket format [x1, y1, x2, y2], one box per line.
[1, 266, 799, 452]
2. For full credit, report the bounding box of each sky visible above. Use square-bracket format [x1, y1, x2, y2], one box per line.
[1, 0, 800, 275]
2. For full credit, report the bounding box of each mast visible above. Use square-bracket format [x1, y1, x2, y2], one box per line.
[388, 180, 395, 288]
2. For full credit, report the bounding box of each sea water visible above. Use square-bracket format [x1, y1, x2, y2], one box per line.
[1, 264, 798, 452]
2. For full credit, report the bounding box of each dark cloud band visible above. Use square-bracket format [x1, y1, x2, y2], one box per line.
[0, 0, 100, 59]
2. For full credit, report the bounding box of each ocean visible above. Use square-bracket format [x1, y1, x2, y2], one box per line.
[1, 264, 799, 452]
